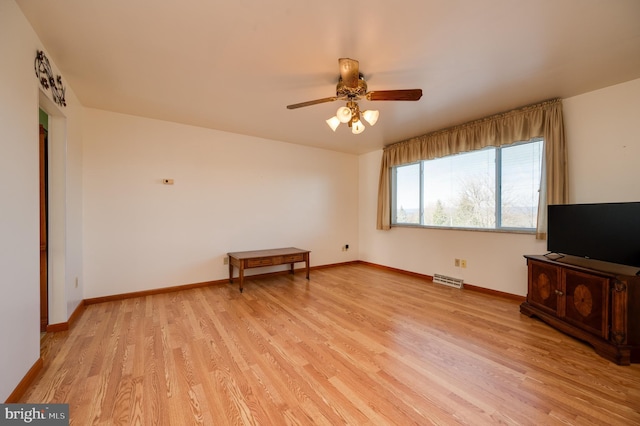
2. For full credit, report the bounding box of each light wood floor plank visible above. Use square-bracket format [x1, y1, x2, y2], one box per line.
[21, 263, 640, 425]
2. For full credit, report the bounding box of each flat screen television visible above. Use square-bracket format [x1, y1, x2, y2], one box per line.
[547, 202, 640, 269]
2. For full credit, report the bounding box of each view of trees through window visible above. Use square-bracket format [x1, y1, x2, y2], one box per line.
[392, 139, 543, 230]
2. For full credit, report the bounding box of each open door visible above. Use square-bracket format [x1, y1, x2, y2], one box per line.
[39, 124, 48, 332]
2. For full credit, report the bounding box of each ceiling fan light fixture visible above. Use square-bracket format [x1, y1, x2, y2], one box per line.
[351, 119, 365, 134]
[362, 109, 379, 126]
[326, 116, 341, 131]
[336, 106, 352, 123]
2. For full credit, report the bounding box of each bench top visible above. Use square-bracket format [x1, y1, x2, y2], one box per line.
[227, 247, 310, 260]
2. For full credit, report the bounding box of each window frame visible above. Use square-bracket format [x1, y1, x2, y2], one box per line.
[391, 138, 543, 233]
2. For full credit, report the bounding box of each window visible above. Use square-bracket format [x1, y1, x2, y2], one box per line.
[392, 138, 543, 231]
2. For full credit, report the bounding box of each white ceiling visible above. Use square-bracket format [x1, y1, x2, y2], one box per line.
[17, 0, 640, 155]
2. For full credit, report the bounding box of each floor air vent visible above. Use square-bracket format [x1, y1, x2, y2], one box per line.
[433, 274, 464, 289]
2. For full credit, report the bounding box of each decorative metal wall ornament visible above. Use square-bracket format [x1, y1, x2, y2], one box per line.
[34, 50, 66, 107]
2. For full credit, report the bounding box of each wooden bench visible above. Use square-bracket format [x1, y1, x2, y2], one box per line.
[227, 247, 310, 292]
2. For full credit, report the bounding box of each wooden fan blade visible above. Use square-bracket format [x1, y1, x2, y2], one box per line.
[366, 89, 423, 101]
[339, 58, 360, 88]
[286, 97, 338, 109]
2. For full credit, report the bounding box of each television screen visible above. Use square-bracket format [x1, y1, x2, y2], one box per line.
[547, 202, 640, 268]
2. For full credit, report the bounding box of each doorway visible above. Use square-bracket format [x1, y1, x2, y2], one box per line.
[39, 111, 49, 332]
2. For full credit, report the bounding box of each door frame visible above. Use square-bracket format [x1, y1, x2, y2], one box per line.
[38, 90, 67, 331]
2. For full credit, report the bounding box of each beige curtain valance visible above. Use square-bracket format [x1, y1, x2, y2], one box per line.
[376, 98, 568, 238]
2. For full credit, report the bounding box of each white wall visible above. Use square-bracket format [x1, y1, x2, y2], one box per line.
[0, 1, 40, 402]
[563, 78, 640, 203]
[358, 78, 640, 297]
[0, 1, 84, 401]
[82, 109, 359, 298]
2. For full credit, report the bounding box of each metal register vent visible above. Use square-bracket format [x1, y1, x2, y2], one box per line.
[433, 274, 464, 289]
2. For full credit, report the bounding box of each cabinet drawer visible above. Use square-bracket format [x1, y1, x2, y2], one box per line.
[247, 258, 274, 267]
[283, 254, 305, 263]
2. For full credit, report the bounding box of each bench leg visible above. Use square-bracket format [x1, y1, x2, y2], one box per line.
[305, 257, 310, 280]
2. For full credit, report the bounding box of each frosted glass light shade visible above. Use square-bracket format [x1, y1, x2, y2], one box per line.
[336, 106, 352, 123]
[362, 110, 379, 126]
[326, 116, 340, 131]
[352, 119, 365, 134]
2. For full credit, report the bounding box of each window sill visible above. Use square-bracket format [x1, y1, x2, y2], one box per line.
[390, 224, 536, 235]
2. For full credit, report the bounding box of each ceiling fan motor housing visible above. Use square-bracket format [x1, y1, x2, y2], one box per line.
[336, 74, 367, 99]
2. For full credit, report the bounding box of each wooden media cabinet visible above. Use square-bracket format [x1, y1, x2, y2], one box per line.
[520, 254, 640, 365]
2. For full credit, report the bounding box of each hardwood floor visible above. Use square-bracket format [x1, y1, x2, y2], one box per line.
[21, 264, 640, 425]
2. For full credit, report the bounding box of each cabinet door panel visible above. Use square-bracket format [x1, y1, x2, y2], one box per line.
[564, 269, 609, 338]
[528, 260, 561, 314]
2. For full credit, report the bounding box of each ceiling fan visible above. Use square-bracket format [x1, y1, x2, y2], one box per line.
[286, 58, 422, 134]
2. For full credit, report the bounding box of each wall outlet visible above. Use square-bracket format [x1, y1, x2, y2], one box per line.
[342, 244, 349, 251]
[223, 256, 229, 265]
[461, 259, 467, 268]
[455, 258, 460, 267]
